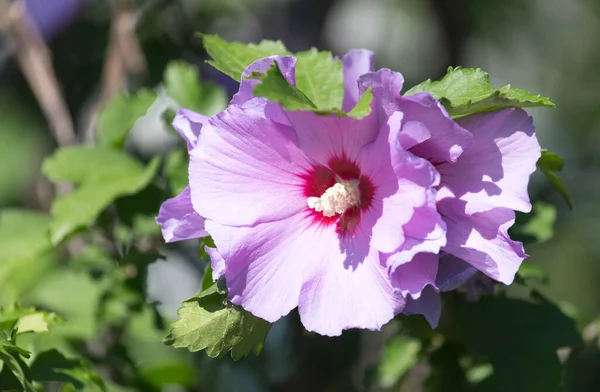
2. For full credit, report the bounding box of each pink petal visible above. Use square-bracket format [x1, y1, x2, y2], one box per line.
[205, 213, 324, 323]
[399, 92, 473, 164]
[173, 109, 208, 150]
[284, 110, 379, 166]
[358, 68, 404, 126]
[342, 49, 374, 111]
[359, 70, 472, 164]
[189, 105, 312, 226]
[391, 253, 439, 299]
[438, 198, 526, 285]
[205, 246, 226, 281]
[298, 227, 405, 336]
[402, 285, 441, 328]
[435, 253, 477, 292]
[437, 108, 540, 213]
[358, 112, 444, 255]
[156, 186, 207, 242]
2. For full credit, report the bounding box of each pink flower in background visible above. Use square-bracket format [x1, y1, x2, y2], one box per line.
[157, 49, 540, 334]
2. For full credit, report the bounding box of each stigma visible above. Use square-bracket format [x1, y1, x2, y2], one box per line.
[307, 180, 360, 217]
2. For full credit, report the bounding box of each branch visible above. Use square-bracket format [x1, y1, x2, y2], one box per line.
[0, 0, 77, 147]
[83, 0, 147, 143]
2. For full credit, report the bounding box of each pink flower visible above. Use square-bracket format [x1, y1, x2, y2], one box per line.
[157, 49, 540, 335]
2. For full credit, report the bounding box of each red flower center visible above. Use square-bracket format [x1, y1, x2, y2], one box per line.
[301, 155, 374, 236]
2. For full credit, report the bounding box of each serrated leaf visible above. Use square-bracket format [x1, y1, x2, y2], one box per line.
[294, 48, 344, 110]
[251, 63, 372, 118]
[97, 90, 157, 149]
[251, 62, 317, 111]
[164, 60, 227, 116]
[165, 284, 271, 360]
[405, 67, 555, 118]
[537, 150, 573, 210]
[202, 34, 290, 81]
[43, 147, 160, 244]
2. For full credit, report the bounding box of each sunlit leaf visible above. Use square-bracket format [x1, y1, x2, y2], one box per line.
[405, 67, 555, 118]
[165, 284, 271, 360]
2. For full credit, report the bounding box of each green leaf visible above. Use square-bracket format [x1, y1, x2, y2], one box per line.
[537, 150, 573, 209]
[164, 149, 188, 195]
[202, 34, 290, 81]
[29, 269, 108, 340]
[377, 336, 421, 388]
[294, 48, 344, 110]
[16, 311, 62, 334]
[43, 147, 160, 244]
[165, 283, 271, 360]
[164, 60, 227, 116]
[516, 263, 549, 284]
[42, 146, 143, 184]
[519, 202, 557, 243]
[251, 62, 372, 118]
[0, 330, 31, 358]
[0, 347, 36, 391]
[346, 87, 373, 118]
[97, 90, 157, 149]
[30, 349, 106, 391]
[251, 62, 317, 111]
[452, 292, 582, 392]
[125, 306, 195, 389]
[201, 264, 214, 292]
[0, 210, 52, 283]
[405, 67, 555, 118]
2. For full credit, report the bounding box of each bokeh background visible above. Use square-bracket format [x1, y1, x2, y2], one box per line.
[1, 0, 599, 391]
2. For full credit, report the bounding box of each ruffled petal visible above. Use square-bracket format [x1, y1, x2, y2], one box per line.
[189, 104, 312, 226]
[173, 109, 208, 150]
[342, 49, 374, 111]
[358, 112, 444, 255]
[391, 253, 438, 299]
[439, 198, 526, 285]
[437, 108, 540, 213]
[402, 285, 441, 328]
[435, 253, 477, 292]
[383, 189, 447, 270]
[156, 186, 207, 242]
[359, 70, 472, 164]
[298, 227, 405, 336]
[358, 68, 404, 126]
[398, 93, 473, 164]
[205, 213, 324, 323]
